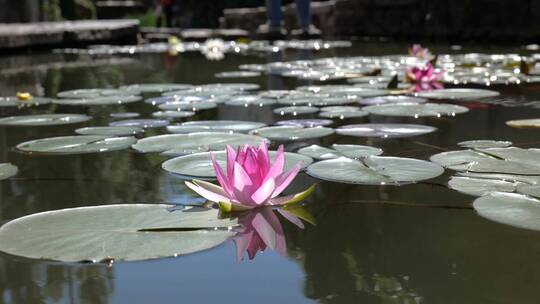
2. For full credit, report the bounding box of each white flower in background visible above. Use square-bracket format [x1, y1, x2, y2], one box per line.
[201, 39, 226, 61]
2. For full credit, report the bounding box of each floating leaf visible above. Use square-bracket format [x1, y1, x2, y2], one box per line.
[16, 136, 136, 154]
[0, 205, 236, 262]
[250, 126, 334, 141]
[158, 101, 217, 111]
[109, 119, 169, 128]
[57, 88, 132, 99]
[132, 132, 268, 155]
[0, 114, 91, 126]
[359, 95, 427, 105]
[225, 95, 276, 107]
[473, 192, 540, 232]
[152, 111, 196, 119]
[363, 102, 469, 117]
[0, 163, 18, 180]
[273, 106, 319, 116]
[119, 83, 192, 93]
[336, 123, 437, 138]
[506, 118, 540, 128]
[297, 144, 382, 160]
[416, 88, 500, 100]
[458, 140, 512, 149]
[448, 176, 519, 197]
[319, 110, 369, 119]
[431, 148, 540, 175]
[53, 95, 141, 106]
[167, 120, 266, 134]
[306, 156, 444, 185]
[320, 106, 362, 112]
[75, 126, 143, 136]
[162, 151, 312, 178]
[0, 96, 52, 107]
[516, 185, 540, 198]
[110, 112, 140, 118]
[215, 71, 261, 78]
[276, 119, 333, 128]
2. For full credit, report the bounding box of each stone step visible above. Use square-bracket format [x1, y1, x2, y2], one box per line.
[0, 19, 139, 51]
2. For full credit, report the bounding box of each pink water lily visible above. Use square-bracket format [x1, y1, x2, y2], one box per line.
[409, 44, 432, 59]
[405, 63, 444, 92]
[185, 142, 315, 212]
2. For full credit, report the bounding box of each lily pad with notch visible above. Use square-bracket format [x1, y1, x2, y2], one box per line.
[0, 205, 236, 262]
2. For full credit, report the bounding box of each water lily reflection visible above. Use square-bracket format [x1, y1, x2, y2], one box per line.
[232, 206, 314, 261]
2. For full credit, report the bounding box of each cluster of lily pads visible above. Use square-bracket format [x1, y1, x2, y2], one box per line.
[431, 141, 540, 231]
[3, 42, 540, 264]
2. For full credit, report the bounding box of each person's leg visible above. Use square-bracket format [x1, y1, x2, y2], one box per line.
[295, 0, 311, 29]
[267, 0, 283, 28]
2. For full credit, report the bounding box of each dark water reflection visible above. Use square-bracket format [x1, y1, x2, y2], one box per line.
[2, 43, 540, 303]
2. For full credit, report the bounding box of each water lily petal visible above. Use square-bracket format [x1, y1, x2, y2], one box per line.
[271, 163, 302, 198]
[257, 141, 270, 176]
[232, 162, 255, 204]
[264, 144, 285, 181]
[211, 153, 234, 197]
[185, 180, 231, 203]
[251, 178, 275, 205]
[226, 145, 237, 180]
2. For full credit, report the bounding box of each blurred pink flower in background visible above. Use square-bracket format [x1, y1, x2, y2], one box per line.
[405, 63, 444, 92]
[409, 44, 433, 59]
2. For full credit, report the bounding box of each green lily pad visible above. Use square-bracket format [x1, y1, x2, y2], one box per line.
[132, 132, 268, 155]
[416, 88, 500, 100]
[162, 151, 312, 178]
[0, 96, 53, 107]
[250, 126, 334, 141]
[320, 106, 362, 112]
[506, 118, 540, 128]
[458, 140, 512, 149]
[363, 103, 469, 118]
[167, 120, 266, 134]
[297, 144, 382, 160]
[158, 101, 217, 111]
[57, 88, 131, 99]
[214, 71, 261, 78]
[0, 163, 18, 180]
[0, 114, 91, 126]
[119, 83, 192, 93]
[431, 148, 540, 175]
[306, 156, 444, 185]
[273, 106, 319, 116]
[448, 176, 519, 197]
[516, 185, 540, 198]
[319, 110, 369, 119]
[473, 192, 540, 232]
[0, 205, 236, 262]
[225, 96, 277, 107]
[16, 136, 136, 154]
[457, 172, 540, 185]
[152, 111, 196, 119]
[75, 126, 143, 136]
[53, 95, 141, 106]
[336, 123, 437, 138]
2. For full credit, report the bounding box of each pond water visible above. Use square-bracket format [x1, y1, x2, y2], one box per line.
[2, 42, 540, 303]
